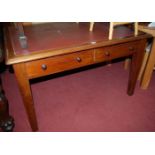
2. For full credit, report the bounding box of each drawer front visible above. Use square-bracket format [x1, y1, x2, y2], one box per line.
[95, 41, 138, 62]
[25, 49, 94, 79]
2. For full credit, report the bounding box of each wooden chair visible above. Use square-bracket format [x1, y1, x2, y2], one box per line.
[109, 22, 138, 40]
[138, 24, 155, 89]
[89, 22, 138, 38]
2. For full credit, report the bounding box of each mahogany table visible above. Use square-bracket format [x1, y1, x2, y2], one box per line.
[5, 23, 151, 131]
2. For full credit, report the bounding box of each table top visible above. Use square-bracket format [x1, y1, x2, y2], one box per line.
[5, 22, 151, 65]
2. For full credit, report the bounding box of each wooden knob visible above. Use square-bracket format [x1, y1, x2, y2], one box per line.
[76, 57, 82, 62]
[41, 64, 47, 70]
[129, 47, 134, 51]
[105, 51, 110, 57]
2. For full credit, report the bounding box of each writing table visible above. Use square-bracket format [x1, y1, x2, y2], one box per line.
[5, 23, 151, 131]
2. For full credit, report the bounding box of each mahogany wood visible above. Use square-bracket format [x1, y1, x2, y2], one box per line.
[127, 39, 147, 95]
[25, 49, 94, 79]
[13, 63, 38, 131]
[5, 23, 150, 65]
[4, 23, 151, 131]
[94, 41, 138, 63]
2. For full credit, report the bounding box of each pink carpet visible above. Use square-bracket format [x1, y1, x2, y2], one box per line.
[1, 61, 155, 132]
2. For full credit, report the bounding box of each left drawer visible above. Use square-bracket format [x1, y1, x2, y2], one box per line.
[25, 49, 94, 79]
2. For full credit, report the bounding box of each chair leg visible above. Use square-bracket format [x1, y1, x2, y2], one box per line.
[89, 22, 94, 31]
[124, 58, 131, 70]
[138, 51, 149, 81]
[109, 22, 114, 40]
[134, 22, 138, 36]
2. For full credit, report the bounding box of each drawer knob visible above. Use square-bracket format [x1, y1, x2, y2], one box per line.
[41, 64, 47, 70]
[129, 47, 134, 51]
[105, 51, 110, 57]
[76, 57, 82, 62]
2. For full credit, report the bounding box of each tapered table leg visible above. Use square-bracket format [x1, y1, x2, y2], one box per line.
[127, 39, 147, 95]
[13, 63, 38, 131]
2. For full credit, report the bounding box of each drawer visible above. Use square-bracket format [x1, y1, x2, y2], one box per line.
[25, 49, 94, 79]
[95, 41, 138, 62]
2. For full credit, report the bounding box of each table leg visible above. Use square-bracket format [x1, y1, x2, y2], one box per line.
[127, 40, 146, 95]
[13, 63, 38, 131]
[140, 38, 155, 89]
[0, 77, 14, 132]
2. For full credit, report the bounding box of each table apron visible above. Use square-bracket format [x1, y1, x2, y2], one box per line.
[24, 41, 139, 79]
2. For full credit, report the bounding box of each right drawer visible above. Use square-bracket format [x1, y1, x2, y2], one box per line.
[94, 41, 139, 62]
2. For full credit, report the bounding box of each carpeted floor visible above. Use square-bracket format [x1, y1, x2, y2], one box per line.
[1, 61, 155, 132]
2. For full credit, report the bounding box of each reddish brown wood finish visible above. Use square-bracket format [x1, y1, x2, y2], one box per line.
[13, 63, 38, 131]
[127, 39, 147, 95]
[25, 49, 94, 79]
[5, 23, 151, 131]
[94, 41, 138, 63]
[6, 23, 150, 65]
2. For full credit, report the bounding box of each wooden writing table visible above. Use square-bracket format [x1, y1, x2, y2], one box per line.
[5, 23, 151, 131]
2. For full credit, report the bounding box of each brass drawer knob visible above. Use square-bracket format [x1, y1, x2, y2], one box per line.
[105, 51, 110, 57]
[76, 57, 82, 62]
[41, 64, 47, 70]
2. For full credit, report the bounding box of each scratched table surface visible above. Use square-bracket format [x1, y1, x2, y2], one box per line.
[8, 22, 142, 56]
